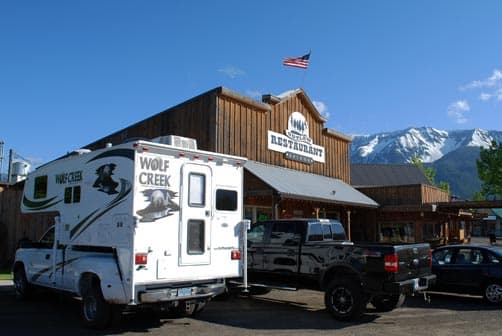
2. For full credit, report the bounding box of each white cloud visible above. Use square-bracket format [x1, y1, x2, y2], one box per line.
[480, 92, 492, 101]
[461, 69, 502, 91]
[447, 100, 469, 124]
[313, 100, 330, 119]
[217, 65, 245, 79]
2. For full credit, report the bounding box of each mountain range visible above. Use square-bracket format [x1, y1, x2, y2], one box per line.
[349, 127, 502, 200]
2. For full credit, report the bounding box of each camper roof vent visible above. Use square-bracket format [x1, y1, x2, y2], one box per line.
[153, 135, 197, 150]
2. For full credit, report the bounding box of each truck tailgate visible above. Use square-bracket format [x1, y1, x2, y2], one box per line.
[393, 243, 432, 282]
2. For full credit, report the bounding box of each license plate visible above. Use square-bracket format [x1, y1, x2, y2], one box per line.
[177, 287, 192, 297]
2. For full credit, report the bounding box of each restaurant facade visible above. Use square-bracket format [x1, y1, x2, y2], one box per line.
[85, 87, 379, 240]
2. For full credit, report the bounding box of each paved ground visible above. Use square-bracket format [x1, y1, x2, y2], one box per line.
[1, 281, 501, 336]
[2, 238, 500, 335]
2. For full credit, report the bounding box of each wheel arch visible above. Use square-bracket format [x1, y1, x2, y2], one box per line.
[320, 264, 362, 290]
[79, 272, 101, 297]
[12, 261, 26, 273]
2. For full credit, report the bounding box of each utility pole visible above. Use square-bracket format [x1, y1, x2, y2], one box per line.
[0, 141, 4, 182]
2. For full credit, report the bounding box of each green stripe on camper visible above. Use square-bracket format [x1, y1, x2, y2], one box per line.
[23, 196, 61, 210]
[86, 148, 135, 163]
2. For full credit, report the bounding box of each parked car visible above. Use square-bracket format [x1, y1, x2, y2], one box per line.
[431, 245, 502, 304]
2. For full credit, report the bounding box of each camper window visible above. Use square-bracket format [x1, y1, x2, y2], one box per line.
[34, 175, 48, 199]
[64, 186, 81, 204]
[73, 186, 81, 202]
[216, 189, 237, 211]
[189, 173, 206, 207]
[64, 187, 72, 203]
[187, 220, 205, 254]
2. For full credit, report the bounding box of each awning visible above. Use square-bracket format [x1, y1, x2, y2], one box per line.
[245, 161, 379, 208]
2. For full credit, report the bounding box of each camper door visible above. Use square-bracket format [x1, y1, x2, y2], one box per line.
[179, 163, 212, 266]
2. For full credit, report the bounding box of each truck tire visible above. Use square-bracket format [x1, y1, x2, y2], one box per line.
[324, 279, 365, 321]
[13, 266, 32, 300]
[81, 284, 111, 329]
[371, 294, 406, 312]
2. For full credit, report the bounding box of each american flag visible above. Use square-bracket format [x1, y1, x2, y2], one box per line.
[283, 52, 311, 69]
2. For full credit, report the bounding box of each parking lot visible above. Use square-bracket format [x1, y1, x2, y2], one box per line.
[1, 280, 500, 336]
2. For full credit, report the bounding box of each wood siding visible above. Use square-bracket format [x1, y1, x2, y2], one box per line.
[357, 184, 450, 206]
[216, 90, 351, 182]
[85, 87, 351, 182]
[85, 90, 219, 152]
[0, 184, 56, 267]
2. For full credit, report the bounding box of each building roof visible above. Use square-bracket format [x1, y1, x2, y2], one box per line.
[490, 208, 502, 218]
[351, 163, 431, 187]
[245, 161, 379, 208]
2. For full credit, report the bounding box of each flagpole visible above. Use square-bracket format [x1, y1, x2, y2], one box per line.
[301, 68, 308, 89]
[300, 50, 311, 89]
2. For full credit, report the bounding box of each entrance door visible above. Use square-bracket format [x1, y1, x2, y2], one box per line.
[179, 163, 212, 266]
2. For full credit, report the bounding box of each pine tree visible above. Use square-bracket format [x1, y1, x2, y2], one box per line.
[477, 140, 502, 199]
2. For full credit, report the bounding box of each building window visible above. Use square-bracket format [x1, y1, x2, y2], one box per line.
[245, 206, 273, 223]
[379, 222, 415, 243]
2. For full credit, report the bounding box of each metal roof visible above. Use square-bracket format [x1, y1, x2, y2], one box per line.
[245, 161, 379, 208]
[351, 163, 431, 187]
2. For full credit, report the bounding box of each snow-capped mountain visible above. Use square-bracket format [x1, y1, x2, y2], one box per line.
[350, 127, 502, 164]
[350, 127, 502, 199]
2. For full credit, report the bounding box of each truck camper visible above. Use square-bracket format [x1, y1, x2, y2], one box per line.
[13, 136, 247, 328]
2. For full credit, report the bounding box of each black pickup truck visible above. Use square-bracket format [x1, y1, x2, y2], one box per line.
[243, 218, 436, 321]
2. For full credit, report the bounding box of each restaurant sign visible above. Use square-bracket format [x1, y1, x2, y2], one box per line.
[267, 112, 325, 164]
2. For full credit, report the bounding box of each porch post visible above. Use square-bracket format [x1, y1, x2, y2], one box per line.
[346, 209, 352, 241]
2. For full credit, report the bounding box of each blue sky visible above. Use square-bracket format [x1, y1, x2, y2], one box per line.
[1, 0, 502, 172]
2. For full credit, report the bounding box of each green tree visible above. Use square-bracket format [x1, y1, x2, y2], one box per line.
[438, 181, 450, 194]
[477, 140, 502, 198]
[411, 156, 435, 185]
[471, 191, 485, 201]
[411, 156, 450, 194]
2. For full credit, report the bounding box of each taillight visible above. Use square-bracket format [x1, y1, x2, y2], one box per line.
[384, 253, 399, 273]
[135, 253, 148, 265]
[231, 250, 241, 260]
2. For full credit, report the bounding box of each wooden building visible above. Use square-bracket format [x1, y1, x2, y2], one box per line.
[3, 86, 502, 266]
[351, 164, 469, 246]
[0, 182, 56, 267]
[86, 87, 379, 238]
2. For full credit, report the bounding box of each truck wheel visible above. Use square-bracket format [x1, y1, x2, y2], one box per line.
[13, 266, 32, 300]
[81, 285, 111, 328]
[371, 294, 406, 312]
[483, 282, 502, 304]
[324, 279, 365, 321]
